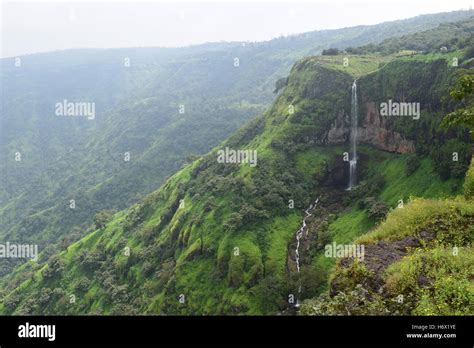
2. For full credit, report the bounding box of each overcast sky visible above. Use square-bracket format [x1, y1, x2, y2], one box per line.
[1, 0, 473, 58]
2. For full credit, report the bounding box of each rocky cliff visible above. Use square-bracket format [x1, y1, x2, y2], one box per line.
[326, 102, 415, 154]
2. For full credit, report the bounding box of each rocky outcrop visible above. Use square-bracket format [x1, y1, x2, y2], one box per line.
[329, 230, 435, 296]
[326, 102, 415, 154]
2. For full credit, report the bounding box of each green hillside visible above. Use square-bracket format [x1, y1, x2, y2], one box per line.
[1, 30, 472, 314]
[300, 183, 474, 316]
[1, 10, 473, 282]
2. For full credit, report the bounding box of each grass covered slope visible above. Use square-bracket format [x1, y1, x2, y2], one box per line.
[0, 60, 354, 314]
[1, 44, 472, 315]
[4, 11, 472, 277]
[299, 183, 474, 315]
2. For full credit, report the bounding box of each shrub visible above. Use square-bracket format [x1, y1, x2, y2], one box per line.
[360, 197, 390, 221]
[366, 199, 390, 221]
[298, 284, 388, 315]
[385, 247, 474, 315]
[75, 277, 91, 293]
[38, 288, 53, 306]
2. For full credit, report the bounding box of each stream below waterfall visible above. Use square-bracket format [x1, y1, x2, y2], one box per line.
[294, 199, 319, 272]
[293, 198, 319, 307]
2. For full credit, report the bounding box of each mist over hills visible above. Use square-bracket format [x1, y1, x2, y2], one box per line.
[0, 10, 473, 315]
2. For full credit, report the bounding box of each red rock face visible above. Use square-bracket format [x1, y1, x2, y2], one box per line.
[326, 102, 415, 154]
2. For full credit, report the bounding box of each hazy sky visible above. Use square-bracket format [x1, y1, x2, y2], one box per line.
[1, 0, 473, 58]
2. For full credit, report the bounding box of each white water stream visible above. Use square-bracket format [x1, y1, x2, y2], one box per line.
[294, 198, 319, 274]
[347, 79, 358, 190]
[293, 197, 319, 307]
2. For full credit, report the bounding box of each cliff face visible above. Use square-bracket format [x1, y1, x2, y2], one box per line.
[326, 102, 415, 154]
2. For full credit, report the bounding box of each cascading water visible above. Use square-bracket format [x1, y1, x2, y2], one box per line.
[293, 198, 319, 307]
[347, 79, 358, 191]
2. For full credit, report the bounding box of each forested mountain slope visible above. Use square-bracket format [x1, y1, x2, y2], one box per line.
[1, 21, 472, 314]
[1, 10, 473, 280]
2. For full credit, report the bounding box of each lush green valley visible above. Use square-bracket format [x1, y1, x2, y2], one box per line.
[1, 12, 473, 315]
[1, 10, 473, 283]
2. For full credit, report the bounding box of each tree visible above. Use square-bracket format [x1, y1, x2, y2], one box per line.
[223, 213, 243, 232]
[43, 256, 65, 279]
[322, 48, 340, 55]
[60, 226, 82, 250]
[441, 73, 474, 139]
[75, 276, 91, 292]
[93, 210, 114, 230]
[4, 293, 21, 312]
[432, 139, 470, 180]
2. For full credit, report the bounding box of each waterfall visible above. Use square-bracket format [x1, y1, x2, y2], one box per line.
[347, 79, 358, 191]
